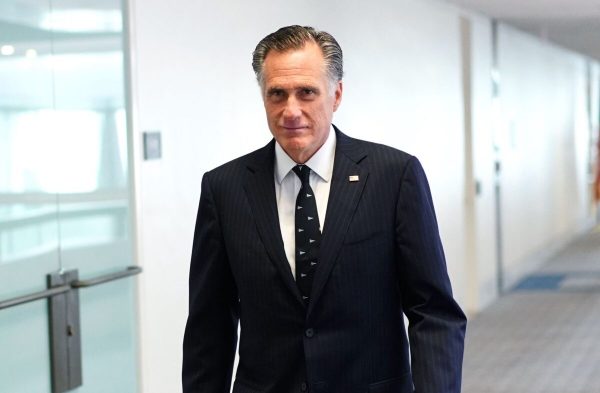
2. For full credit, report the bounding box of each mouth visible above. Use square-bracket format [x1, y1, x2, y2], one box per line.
[281, 125, 308, 132]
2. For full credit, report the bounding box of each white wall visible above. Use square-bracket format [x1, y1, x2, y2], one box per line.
[127, 0, 598, 391]
[497, 26, 594, 287]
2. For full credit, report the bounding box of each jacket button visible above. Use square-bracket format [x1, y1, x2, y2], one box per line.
[300, 382, 308, 392]
[305, 328, 314, 338]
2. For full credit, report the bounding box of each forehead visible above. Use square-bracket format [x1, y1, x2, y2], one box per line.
[262, 42, 327, 86]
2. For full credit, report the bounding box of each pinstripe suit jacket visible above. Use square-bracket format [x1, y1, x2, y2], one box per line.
[183, 126, 466, 393]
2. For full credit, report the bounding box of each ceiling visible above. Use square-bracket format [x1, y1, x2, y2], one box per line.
[445, 0, 600, 61]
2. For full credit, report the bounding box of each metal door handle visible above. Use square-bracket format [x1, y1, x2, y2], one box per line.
[72, 266, 142, 288]
[0, 285, 70, 310]
[0, 266, 142, 310]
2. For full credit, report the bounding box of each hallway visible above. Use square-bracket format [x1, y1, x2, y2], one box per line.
[463, 227, 600, 392]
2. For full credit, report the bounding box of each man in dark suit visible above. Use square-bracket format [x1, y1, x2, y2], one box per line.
[183, 25, 466, 393]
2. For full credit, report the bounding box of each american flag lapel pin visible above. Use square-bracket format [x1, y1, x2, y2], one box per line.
[349, 175, 359, 182]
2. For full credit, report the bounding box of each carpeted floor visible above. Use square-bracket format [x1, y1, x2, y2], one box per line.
[462, 230, 600, 393]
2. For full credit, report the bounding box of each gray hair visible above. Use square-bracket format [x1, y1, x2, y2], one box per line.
[252, 25, 344, 88]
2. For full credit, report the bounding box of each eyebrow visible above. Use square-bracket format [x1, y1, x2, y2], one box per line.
[267, 85, 320, 94]
[298, 85, 320, 92]
[266, 87, 285, 95]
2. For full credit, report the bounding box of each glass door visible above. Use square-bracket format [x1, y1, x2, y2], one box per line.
[0, 0, 139, 392]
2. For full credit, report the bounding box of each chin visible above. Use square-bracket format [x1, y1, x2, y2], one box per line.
[279, 132, 308, 145]
[282, 140, 308, 153]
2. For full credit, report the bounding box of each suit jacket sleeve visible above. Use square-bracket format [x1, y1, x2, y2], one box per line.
[182, 173, 240, 393]
[395, 157, 467, 393]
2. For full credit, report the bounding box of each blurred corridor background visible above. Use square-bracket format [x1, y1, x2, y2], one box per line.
[1, 0, 599, 392]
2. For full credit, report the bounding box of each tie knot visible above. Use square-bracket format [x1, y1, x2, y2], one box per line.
[292, 165, 311, 185]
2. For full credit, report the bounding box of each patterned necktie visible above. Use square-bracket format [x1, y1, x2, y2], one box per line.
[292, 164, 321, 303]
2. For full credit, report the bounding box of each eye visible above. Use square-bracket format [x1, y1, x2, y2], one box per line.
[299, 88, 318, 99]
[267, 89, 286, 102]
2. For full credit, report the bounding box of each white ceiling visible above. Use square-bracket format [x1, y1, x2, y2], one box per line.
[445, 0, 600, 61]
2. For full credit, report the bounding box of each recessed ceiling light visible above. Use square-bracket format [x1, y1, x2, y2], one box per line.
[1, 45, 15, 56]
[25, 49, 38, 58]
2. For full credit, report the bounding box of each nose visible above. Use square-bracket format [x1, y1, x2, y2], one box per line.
[282, 97, 302, 122]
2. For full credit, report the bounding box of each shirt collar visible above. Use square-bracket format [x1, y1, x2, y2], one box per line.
[275, 125, 336, 184]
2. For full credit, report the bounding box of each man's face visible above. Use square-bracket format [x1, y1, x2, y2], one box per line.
[262, 41, 343, 164]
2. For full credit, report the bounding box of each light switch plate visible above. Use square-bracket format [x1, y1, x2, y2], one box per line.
[143, 131, 162, 160]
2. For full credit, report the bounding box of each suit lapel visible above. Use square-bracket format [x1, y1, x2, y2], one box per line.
[308, 129, 369, 316]
[243, 141, 305, 307]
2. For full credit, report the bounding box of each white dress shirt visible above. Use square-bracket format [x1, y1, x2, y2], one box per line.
[274, 126, 336, 279]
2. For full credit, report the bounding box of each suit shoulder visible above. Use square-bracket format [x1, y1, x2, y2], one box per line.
[341, 133, 415, 167]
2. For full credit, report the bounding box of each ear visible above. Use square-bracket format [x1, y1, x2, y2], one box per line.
[333, 81, 343, 112]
